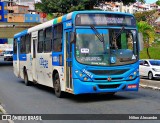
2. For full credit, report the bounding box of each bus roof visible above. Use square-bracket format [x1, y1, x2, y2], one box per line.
[14, 11, 134, 38]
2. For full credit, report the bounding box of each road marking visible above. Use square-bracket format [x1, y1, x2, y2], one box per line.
[140, 84, 160, 91]
[0, 105, 14, 123]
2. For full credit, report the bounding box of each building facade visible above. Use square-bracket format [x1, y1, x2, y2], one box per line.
[24, 13, 40, 22]
[97, 2, 160, 14]
[0, 1, 7, 22]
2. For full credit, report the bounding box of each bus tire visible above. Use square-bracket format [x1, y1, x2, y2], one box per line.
[148, 72, 154, 80]
[53, 73, 64, 98]
[24, 70, 31, 86]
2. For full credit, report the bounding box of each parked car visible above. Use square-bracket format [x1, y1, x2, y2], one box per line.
[0, 52, 4, 56]
[3, 50, 13, 61]
[139, 59, 160, 80]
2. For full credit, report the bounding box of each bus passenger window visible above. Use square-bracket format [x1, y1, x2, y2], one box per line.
[13, 39, 17, 54]
[26, 34, 31, 53]
[38, 30, 44, 53]
[20, 36, 26, 54]
[44, 27, 52, 52]
[53, 24, 63, 52]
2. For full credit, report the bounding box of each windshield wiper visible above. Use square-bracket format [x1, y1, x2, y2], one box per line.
[112, 26, 125, 49]
[90, 25, 104, 43]
[90, 25, 106, 54]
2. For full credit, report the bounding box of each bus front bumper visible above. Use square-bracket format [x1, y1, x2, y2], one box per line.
[73, 77, 140, 95]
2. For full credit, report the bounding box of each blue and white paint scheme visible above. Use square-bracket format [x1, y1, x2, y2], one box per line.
[13, 11, 140, 97]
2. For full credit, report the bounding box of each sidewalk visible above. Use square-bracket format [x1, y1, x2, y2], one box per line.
[140, 78, 160, 90]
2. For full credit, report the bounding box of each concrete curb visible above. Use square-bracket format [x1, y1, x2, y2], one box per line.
[0, 105, 14, 123]
[140, 84, 160, 91]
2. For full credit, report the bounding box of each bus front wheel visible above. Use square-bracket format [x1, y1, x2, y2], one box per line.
[54, 73, 64, 98]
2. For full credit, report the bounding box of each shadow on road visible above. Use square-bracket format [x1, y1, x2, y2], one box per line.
[18, 80, 137, 102]
[140, 76, 160, 81]
[65, 93, 135, 103]
[0, 61, 13, 66]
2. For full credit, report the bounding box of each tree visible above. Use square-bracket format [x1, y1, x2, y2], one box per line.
[35, 0, 137, 15]
[156, 0, 160, 6]
[137, 21, 155, 59]
[137, 0, 146, 3]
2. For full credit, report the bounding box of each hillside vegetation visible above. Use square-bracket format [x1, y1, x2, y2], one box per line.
[134, 10, 160, 59]
[140, 41, 160, 59]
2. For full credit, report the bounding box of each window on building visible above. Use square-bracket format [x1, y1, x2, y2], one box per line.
[53, 24, 63, 52]
[8, 10, 14, 13]
[44, 27, 52, 52]
[38, 30, 44, 53]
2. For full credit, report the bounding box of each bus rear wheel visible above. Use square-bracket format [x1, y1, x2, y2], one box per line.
[24, 70, 31, 86]
[54, 73, 64, 98]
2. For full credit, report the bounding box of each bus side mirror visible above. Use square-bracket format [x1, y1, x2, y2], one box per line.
[138, 33, 144, 51]
[70, 32, 76, 44]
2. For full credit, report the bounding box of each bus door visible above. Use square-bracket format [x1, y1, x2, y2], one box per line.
[64, 29, 73, 91]
[31, 32, 38, 81]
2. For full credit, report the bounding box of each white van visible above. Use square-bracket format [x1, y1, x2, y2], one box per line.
[4, 49, 13, 61]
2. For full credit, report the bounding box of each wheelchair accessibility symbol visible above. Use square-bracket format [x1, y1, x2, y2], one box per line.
[111, 57, 116, 64]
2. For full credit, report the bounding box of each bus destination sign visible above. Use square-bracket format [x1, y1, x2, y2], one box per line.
[76, 14, 136, 26]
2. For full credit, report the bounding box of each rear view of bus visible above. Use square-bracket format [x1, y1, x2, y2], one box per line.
[71, 12, 139, 95]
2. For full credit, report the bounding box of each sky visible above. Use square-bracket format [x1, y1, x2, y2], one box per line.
[146, 0, 158, 3]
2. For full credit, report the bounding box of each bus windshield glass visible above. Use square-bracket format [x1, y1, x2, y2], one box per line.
[75, 29, 138, 66]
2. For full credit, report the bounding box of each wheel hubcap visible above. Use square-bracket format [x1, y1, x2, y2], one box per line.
[149, 73, 152, 79]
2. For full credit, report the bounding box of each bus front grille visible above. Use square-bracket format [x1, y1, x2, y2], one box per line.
[94, 77, 123, 81]
[89, 69, 129, 75]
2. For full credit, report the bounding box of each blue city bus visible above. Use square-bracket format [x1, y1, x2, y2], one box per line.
[13, 11, 140, 98]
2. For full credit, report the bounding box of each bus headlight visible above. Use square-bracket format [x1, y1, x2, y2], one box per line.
[129, 75, 133, 79]
[128, 69, 139, 80]
[75, 70, 92, 81]
[84, 77, 88, 81]
[79, 73, 83, 77]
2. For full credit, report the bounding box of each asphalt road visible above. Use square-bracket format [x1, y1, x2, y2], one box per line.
[0, 62, 160, 123]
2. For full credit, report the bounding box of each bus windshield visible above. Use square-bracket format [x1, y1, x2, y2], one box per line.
[75, 28, 138, 66]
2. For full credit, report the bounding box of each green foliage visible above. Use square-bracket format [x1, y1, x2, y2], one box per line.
[137, 0, 146, 3]
[156, 0, 160, 6]
[140, 42, 160, 59]
[137, 21, 155, 45]
[137, 21, 156, 58]
[134, 10, 156, 22]
[35, 0, 136, 15]
[47, 13, 54, 20]
[135, 9, 160, 59]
